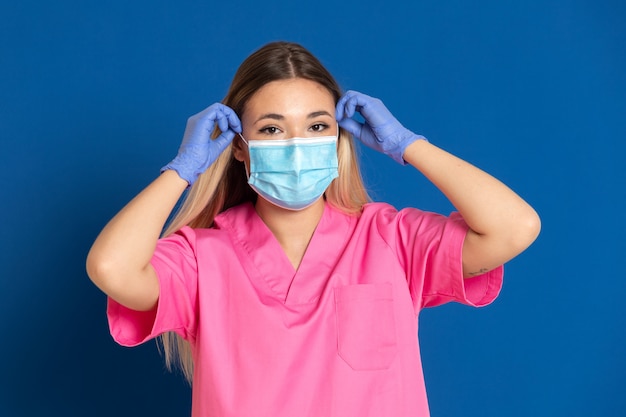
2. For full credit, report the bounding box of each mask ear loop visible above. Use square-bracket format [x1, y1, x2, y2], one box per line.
[237, 133, 251, 180]
[238, 133, 249, 147]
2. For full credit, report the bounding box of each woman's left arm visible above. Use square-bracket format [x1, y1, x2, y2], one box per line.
[336, 90, 540, 277]
[402, 140, 541, 277]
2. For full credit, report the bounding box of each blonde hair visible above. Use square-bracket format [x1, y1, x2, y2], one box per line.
[159, 41, 370, 384]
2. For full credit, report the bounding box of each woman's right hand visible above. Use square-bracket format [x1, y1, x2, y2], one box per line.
[86, 104, 241, 311]
[161, 103, 242, 185]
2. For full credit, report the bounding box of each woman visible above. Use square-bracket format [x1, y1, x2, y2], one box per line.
[87, 41, 540, 416]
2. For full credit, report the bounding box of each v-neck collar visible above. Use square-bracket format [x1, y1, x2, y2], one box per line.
[214, 202, 354, 305]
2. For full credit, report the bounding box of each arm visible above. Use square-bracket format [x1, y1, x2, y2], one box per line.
[336, 91, 540, 277]
[402, 140, 540, 277]
[86, 171, 187, 311]
[86, 103, 241, 311]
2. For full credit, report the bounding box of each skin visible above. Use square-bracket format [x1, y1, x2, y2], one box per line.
[401, 140, 540, 278]
[86, 77, 540, 312]
[232, 78, 338, 272]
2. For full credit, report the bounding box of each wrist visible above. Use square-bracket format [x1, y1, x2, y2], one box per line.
[396, 133, 428, 165]
[160, 162, 194, 187]
[161, 167, 191, 186]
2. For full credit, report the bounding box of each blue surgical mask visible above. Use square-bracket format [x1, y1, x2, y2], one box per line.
[239, 133, 339, 210]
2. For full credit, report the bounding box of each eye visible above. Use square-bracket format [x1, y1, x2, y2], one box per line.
[258, 126, 282, 136]
[309, 123, 329, 133]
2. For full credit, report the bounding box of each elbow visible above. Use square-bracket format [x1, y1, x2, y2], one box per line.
[512, 208, 541, 253]
[86, 246, 131, 295]
[463, 208, 541, 276]
[86, 249, 118, 293]
[86, 248, 159, 312]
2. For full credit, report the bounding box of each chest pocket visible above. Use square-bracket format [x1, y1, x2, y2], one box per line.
[334, 283, 397, 371]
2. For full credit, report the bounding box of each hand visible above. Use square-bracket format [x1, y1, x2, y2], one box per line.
[161, 103, 242, 185]
[335, 90, 426, 165]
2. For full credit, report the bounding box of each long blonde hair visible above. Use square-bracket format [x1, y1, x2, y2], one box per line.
[159, 41, 371, 384]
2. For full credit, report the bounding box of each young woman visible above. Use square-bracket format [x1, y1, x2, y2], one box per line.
[87, 41, 540, 416]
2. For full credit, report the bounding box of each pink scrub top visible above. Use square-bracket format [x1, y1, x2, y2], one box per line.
[108, 201, 503, 417]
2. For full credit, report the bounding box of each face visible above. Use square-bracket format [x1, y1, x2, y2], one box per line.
[233, 78, 337, 163]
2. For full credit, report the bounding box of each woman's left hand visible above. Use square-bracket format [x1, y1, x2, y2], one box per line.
[335, 90, 426, 164]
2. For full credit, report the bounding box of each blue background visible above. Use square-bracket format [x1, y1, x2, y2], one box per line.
[1, 0, 624, 416]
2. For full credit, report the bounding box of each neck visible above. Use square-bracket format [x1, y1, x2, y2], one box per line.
[255, 198, 326, 269]
[255, 198, 325, 241]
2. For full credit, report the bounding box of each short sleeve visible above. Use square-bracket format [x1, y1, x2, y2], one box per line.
[374, 205, 503, 311]
[107, 226, 199, 346]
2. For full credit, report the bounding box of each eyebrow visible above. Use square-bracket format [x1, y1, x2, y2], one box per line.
[255, 110, 333, 123]
[307, 110, 333, 119]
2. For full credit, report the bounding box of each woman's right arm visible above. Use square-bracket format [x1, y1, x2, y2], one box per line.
[86, 170, 188, 311]
[86, 103, 242, 311]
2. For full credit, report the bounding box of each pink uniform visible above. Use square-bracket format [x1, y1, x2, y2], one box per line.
[108, 201, 503, 417]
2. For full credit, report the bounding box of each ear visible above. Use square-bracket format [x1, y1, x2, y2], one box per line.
[232, 135, 247, 162]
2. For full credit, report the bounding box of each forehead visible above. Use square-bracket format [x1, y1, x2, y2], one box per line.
[244, 78, 335, 119]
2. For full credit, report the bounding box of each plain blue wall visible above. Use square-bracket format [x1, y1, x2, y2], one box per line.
[1, 0, 624, 416]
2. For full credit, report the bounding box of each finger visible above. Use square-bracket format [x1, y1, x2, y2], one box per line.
[338, 117, 363, 139]
[335, 90, 358, 121]
[198, 103, 220, 120]
[346, 91, 376, 116]
[215, 109, 230, 134]
[221, 105, 242, 133]
[213, 129, 236, 151]
[190, 108, 217, 140]
[347, 92, 391, 128]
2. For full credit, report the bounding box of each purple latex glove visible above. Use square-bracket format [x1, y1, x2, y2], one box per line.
[161, 103, 241, 185]
[335, 91, 426, 165]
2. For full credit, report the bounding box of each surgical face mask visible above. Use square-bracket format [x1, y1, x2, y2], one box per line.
[239, 133, 339, 210]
